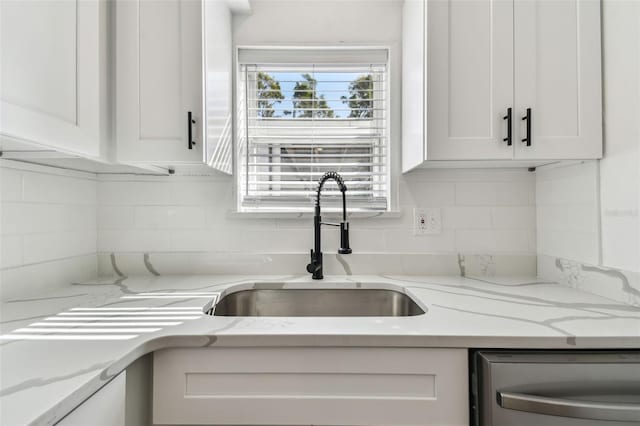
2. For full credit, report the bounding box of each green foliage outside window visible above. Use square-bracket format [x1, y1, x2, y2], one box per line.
[255, 72, 374, 119]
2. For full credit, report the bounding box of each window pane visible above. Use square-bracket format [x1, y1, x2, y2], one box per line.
[237, 59, 389, 212]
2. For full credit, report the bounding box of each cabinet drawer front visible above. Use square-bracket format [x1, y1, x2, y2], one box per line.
[153, 347, 468, 425]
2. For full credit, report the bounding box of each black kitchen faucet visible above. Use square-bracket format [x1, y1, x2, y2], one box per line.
[306, 171, 352, 280]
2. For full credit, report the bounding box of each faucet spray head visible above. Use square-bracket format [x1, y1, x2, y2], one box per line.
[339, 222, 352, 254]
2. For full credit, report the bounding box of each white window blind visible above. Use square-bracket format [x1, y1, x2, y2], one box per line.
[237, 48, 390, 212]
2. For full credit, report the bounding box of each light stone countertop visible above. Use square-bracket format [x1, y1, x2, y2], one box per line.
[1, 274, 640, 425]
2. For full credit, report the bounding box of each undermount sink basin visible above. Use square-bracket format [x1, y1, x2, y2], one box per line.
[209, 288, 425, 317]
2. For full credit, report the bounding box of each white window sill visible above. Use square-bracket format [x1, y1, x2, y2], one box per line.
[226, 210, 402, 220]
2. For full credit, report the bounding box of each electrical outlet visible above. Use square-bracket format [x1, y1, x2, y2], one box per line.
[414, 208, 428, 235]
[413, 207, 442, 235]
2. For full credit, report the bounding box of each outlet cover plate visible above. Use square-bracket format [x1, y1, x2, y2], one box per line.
[413, 207, 442, 235]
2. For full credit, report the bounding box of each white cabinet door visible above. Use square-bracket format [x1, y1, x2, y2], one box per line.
[116, 0, 203, 164]
[427, 0, 514, 160]
[0, 0, 105, 158]
[57, 372, 125, 426]
[514, 0, 602, 160]
[153, 347, 469, 425]
[202, 0, 233, 174]
[401, 0, 426, 173]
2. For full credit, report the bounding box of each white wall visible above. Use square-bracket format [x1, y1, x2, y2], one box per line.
[600, 0, 640, 272]
[234, 0, 403, 46]
[0, 161, 97, 299]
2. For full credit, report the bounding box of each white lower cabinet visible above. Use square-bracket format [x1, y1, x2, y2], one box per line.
[153, 347, 468, 425]
[57, 372, 126, 426]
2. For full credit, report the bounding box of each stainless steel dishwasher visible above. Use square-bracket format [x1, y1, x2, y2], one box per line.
[471, 351, 640, 425]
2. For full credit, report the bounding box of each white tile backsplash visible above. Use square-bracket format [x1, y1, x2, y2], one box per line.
[455, 229, 530, 254]
[167, 206, 207, 229]
[23, 231, 96, 264]
[495, 181, 536, 205]
[22, 170, 96, 205]
[382, 229, 456, 253]
[98, 206, 135, 230]
[1, 162, 98, 299]
[134, 206, 170, 229]
[1, 163, 97, 268]
[535, 162, 600, 265]
[491, 206, 537, 229]
[1, 203, 96, 235]
[98, 229, 171, 253]
[1, 235, 23, 269]
[169, 229, 216, 252]
[94, 169, 536, 256]
[455, 229, 498, 252]
[1, 161, 537, 296]
[442, 206, 492, 229]
[0, 167, 23, 202]
[98, 180, 171, 205]
[493, 229, 531, 253]
[167, 181, 229, 205]
[401, 181, 456, 206]
[1, 254, 97, 300]
[455, 182, 498, 205]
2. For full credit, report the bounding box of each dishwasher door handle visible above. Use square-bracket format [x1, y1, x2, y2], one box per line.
[497, 391, 640, 422]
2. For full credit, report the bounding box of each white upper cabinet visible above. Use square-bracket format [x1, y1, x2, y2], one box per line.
[514, 0, 602, 160]
[0, 0, 108, 158]
[116, 0, 204, 165]
[116, 0, 239, 172]
[402, 0, 603, 171]
[427, 0, 514, 161]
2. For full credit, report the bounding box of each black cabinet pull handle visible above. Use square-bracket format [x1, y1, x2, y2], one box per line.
[521, 108, 532, 146]
[188, 111, 196, 150]
[503, 107, 512, 146]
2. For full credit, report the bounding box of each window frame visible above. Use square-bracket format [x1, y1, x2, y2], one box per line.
[233, 45, 393, 214]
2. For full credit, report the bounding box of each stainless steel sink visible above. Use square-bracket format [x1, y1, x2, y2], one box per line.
[209, 288, 425, 317]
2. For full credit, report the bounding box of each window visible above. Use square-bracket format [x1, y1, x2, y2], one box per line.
[236, 47, 390, 212]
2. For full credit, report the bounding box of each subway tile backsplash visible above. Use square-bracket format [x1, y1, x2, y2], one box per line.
[1, 161, 538, 298]
[96, 168, 537, 256]
[1, 164, 97, 269]
[0, 163, 97, 299]
[535, 161, 600, 265]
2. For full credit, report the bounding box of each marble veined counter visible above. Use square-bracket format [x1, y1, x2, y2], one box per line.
[1, 274, 639, 425]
